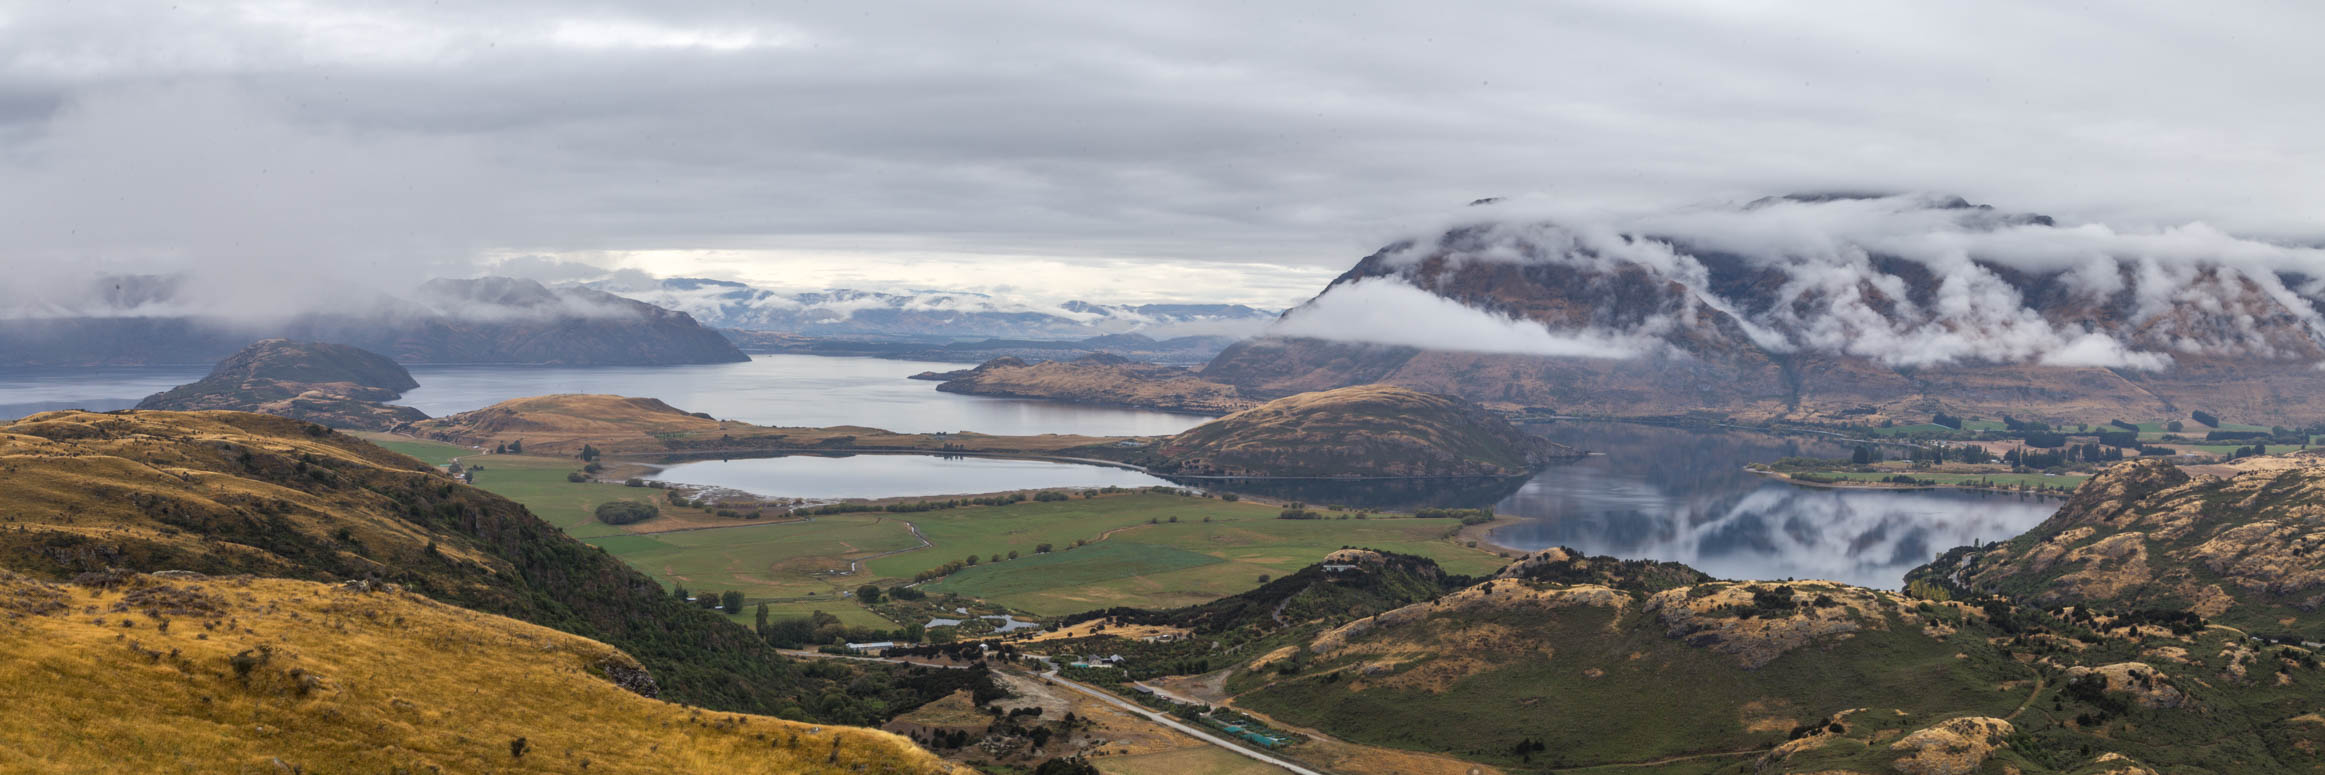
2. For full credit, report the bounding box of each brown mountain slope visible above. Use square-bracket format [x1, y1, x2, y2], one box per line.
[136, 339, 427, 430]
[1914, 454, 2325, 640]
[1138, 385, 1577, 477]
[934, 354, 1253, 414]
[0, 570, 952, 774]
[0, 409, 980, 723]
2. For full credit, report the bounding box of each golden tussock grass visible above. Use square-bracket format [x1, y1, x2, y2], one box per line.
[0, 571, 955, 774]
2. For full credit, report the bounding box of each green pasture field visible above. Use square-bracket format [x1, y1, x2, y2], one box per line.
[450, 457, 1509, 626]
[348, 432, 471, 467]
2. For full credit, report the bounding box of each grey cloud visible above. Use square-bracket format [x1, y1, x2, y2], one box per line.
[2, 0, 2323, 306]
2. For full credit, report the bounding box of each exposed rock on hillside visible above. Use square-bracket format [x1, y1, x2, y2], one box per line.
[933, 353, 1252, 414]
[136, 339, 426, 430]
[1139, 385, 1577, 477]
[1914, 454, 2325, 639]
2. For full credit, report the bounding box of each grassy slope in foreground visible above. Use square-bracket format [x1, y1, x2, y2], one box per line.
[0, 410, 969, 724]
[1142, 384, 1576, 477]
[0, 570, 951, 774]
[1050, 547, 2325, 773]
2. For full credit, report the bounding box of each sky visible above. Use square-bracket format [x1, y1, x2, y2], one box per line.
[3, 1, 2323, 308]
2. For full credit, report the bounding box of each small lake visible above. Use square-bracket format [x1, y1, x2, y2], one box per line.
[0, 354, 1206, 437]
[648, 453, 1176, 500]
[1194, 421, 2060, 589]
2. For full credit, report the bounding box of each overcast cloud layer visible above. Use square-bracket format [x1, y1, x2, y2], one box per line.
[3, 1, 2323, 308]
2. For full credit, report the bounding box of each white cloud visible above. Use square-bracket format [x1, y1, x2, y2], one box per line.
[1268, 278, 1661, 359]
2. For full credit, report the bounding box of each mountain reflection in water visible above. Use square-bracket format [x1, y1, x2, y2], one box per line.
[1196, 421, 2059, 589]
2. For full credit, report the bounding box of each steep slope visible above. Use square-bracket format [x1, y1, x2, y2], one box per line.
[135, 339, 426, 430]
[1202, 194, 2325, 423]
[1139, 385, 1577, 477]
[0, 410, 981, 723]
[0, 570, 953, 774]
[933, 354, 1253, 414]
[1915, 454, 2325, 641]
[2, 276, 748, 367]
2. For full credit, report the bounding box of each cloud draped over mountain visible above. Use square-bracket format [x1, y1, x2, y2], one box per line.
[1269, 194, 2325, 370]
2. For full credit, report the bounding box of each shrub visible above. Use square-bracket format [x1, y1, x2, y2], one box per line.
[594, 500, 660, 525]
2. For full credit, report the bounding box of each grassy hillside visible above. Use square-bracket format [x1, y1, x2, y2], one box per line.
[0, 570, 952, 774]
[0, 410, 979, 724]
[1142, 385, 1577, 477]
[135, 339, 427, 430]
[1916, 454, 2325, 641]
[1024, 547, 2325, 773]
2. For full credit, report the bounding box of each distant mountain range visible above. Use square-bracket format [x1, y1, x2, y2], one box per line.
[586, 277, 1281, 340]
[1, 276, 747, 367]
[1201, 193, 2325, 424]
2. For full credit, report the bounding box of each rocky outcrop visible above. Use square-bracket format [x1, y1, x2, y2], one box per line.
[1915, 455, 2325, 640]
[136, 339, 427, 430]
[1887, 716, 2013, 775]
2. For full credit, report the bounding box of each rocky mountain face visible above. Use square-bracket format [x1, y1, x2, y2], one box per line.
[1203, 194, 2325, 423]
[593, 276, 1279, 340]
[135, 339, 427, 430]
[2, 276, 748, 367]
[1915, 454, 2325, 641]
[1139, 385, 1578, 477]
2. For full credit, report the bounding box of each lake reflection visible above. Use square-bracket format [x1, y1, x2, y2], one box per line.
[1197, 421, 2060, 588]
[648, 453, 1176, 500]
[1493, 422, 2058, 588]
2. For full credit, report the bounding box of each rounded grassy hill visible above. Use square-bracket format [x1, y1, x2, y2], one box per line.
[1140, 384, 1578, 477]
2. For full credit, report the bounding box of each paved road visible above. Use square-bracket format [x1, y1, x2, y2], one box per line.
[787, 650, 1322, 773]
[1027, 659, 1323, 775]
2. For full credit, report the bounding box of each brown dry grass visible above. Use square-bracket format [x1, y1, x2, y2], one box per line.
[0, 571, 952, 774]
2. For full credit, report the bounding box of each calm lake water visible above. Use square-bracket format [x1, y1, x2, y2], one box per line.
[0, 356, 2053, 587]
[648, 453, 1175, 499]
[0, 354, 1206, 437]
[0, 365, 210, 417]
[1202, 421, 2057, 589]
[395, 355, 1205, 436]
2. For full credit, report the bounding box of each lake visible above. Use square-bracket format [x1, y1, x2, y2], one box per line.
[0, 357, 2053, 587]
[647, 453, 1175, 499]
[1195, 421, 2059, 589]
[0, 354, 1208, 437]
[0, 365, 210, 417]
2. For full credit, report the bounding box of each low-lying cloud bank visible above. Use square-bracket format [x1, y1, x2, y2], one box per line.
[1272, 193, 2325, 370]
[1271, 279, 1667, 359]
